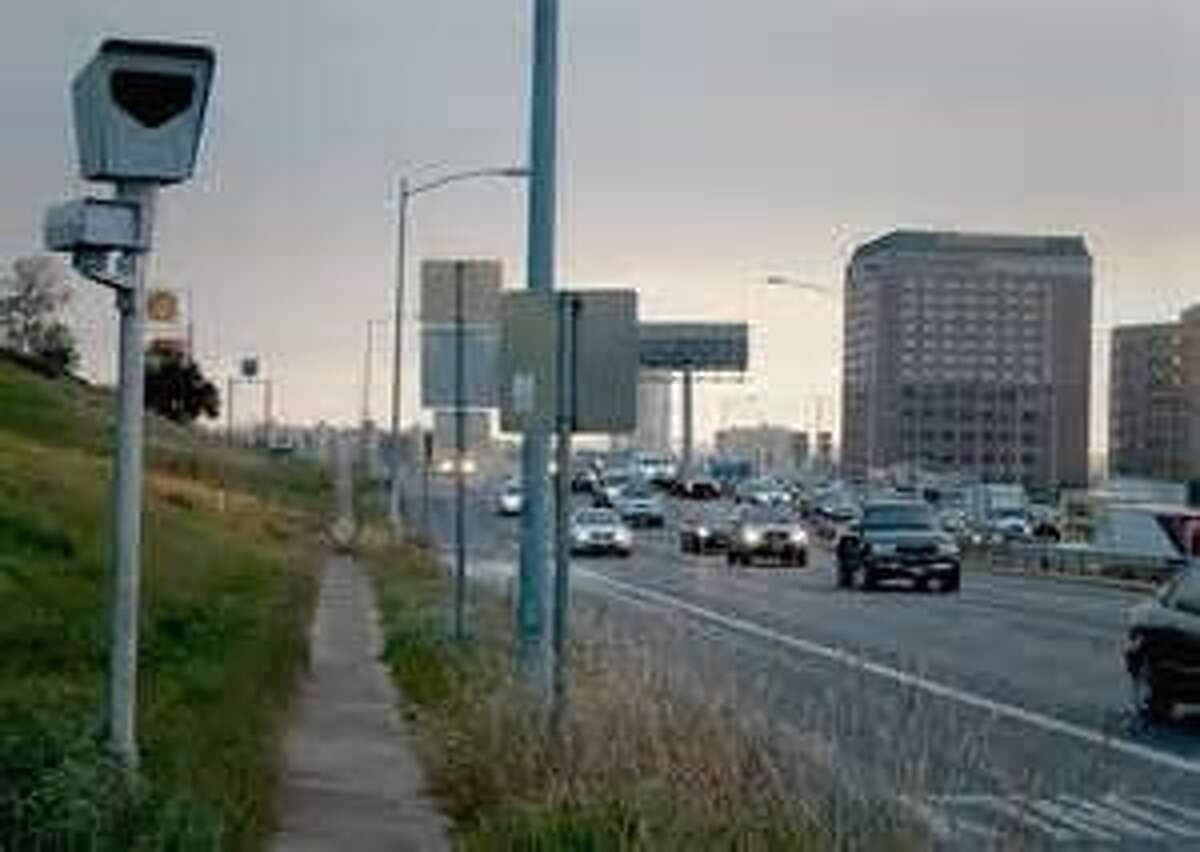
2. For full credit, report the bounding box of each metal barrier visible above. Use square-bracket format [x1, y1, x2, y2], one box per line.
[964, 540, 1184, 586]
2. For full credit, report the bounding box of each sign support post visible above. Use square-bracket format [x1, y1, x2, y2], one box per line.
[454, 261, 468, 641]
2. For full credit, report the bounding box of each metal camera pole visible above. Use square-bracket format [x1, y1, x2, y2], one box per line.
[108, 181, 157, 769]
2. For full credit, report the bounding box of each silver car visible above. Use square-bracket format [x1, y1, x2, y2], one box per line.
[570, 508, 633, 557]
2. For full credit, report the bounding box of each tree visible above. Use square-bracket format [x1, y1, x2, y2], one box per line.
[0, 255, 78, 376]
[144, 347, 220, 424]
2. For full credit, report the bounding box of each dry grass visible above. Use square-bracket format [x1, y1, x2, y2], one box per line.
[368, 532, 923, 851]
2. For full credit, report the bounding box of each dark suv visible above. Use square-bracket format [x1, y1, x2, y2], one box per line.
[1125, 566, 1200, 722]
[836, 500, 961, 592]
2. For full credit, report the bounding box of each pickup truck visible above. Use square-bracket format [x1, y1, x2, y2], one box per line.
[836, 500, 961, 593]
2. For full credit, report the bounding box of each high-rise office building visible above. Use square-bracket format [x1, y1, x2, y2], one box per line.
[842, 230, 1092, 492]
[633, 371, 673, 454]
[1109, 322, 1186, 481]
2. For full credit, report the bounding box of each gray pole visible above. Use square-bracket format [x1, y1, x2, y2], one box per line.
[109, 180, 157, 770]
[263, 378, 273, 447]
[682, 366, 695, 476]
[552, 294, 578, 724]
[454, 261, 467, 641]
[226, 375, 234, 447]
[518, 0, 559, 686]
[388, 181, 410, 532]
[362, 319, 374, 428]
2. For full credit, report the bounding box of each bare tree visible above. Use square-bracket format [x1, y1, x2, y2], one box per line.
[0, 255, 78, 375]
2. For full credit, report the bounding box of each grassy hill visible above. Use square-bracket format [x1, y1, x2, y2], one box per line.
[0, 353, 328, 850]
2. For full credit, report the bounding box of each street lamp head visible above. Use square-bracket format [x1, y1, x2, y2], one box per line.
[499, 166, 532, 179]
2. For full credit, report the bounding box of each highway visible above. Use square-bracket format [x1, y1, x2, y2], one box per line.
[407, 475, 1200, 849]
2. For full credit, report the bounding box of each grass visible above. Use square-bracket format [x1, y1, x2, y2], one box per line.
[364, 525, 923, 851]
[0, 353, 328, 850]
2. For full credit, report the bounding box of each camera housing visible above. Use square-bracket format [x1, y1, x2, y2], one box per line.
[72, 39, 215, 184]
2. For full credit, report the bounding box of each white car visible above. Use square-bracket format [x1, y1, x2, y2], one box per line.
[495, 481, 523, 516]
[570, 508, 633, 557]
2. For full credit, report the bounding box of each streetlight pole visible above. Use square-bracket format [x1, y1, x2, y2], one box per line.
[387, 180, 410, 531]
[386, 167, 529, 536]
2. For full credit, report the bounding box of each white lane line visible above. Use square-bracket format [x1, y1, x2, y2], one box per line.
[897, 795, 999, 841]
[577, 567, 1200, 777]
[1136, 795, 1200, 827]
[1056, 795, 1167, 839]
[1104, 794, 1200, 837]
[975, 797, 1078, 841]
[1017, 797, 1119, 842]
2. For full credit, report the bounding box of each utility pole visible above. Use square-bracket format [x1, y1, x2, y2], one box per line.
[518, 0, 559, 688]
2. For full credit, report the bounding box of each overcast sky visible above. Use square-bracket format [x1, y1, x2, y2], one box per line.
[3, 1, 1199, 452]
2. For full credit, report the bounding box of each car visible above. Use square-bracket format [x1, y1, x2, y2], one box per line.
[569, 508, 633, 557]
[836, 500, 960, 592]
[726, 507, 809, 567]
[593, 470, 635, 507]
[679, 515, 732, 554]
[571, 466, 599, 494]
[1125, 566, 1200, 723]
[735, 478, 791, 507]
[494, 480, 522, 516]
[434, 455, 478, 477]
[613, 487, 665, 528]
[673, 476, 722, 500]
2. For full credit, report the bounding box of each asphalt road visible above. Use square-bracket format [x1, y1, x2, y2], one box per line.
[404, 475, 1200, 850]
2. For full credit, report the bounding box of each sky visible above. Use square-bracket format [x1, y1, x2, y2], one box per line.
[3, 0, 1199, 453]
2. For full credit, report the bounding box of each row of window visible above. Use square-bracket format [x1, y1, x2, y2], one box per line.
[899, 368, 1044, 384]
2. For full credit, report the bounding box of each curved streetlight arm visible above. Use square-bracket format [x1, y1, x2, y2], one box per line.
[408, 166, 530, 199]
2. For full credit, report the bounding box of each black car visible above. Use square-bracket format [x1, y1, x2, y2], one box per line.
[672, 476, 722, 500]
[1125, 567, 1200, 722]
[836, 500, 960, 592]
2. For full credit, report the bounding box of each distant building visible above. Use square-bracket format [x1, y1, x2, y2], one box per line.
[815, 431, 834, 472]
[634, 371, 673, 454]
[714, 424, 806, 475]
[1109, 322, 1186, 481]
[1184, 306, 1200, 482]
[841, 230, 1092, 492]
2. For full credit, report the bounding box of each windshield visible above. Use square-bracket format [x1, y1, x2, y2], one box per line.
[862, 504, 935, 531]
[741, 507, 794, 525]
[576, 509, 620, 526]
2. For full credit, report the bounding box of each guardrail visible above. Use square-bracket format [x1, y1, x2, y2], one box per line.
[964, 540, 1184, 587]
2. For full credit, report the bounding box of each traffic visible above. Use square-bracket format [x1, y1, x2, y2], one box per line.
[481, 447, 1200, 731]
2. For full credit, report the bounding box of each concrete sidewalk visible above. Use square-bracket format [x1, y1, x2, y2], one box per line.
[269, 553, 450, 851]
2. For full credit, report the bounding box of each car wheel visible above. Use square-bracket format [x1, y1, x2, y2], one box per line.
[794, 551, 808, 568]
[726, 551, 738, 566]
[861, 569, 878, 591]
[940, 570, 961, 593]
[914, 576, 931, 593]
[1131, 657, 1173, 723]
[837, 564, 854, 589]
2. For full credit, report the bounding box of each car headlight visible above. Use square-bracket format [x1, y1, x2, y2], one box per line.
[790, 529, 808, 544]
[871, 542, 897, 556]
[571, 527, 587, 542]
[696, 526, 710, 538]
[938, 541, 960, 557]
[615, 528, 632, 545]
[742, 528, 762, 546]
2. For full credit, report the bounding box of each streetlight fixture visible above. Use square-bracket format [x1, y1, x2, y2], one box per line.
[387, 165, 530, 531]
